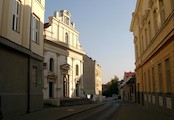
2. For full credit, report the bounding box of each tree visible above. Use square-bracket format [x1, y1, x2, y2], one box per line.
[102, 76, 119, 97]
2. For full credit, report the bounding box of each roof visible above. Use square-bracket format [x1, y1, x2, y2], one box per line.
[120, 74, 136, 88]
[124, 72, 135, 78]
[44, 23, 50, 29]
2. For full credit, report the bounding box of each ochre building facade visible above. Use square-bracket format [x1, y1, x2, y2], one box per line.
[130, 0, 174, 116]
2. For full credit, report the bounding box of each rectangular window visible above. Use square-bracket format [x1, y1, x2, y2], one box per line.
[158, 63, 163, 92]
[76, 65, 79, 76]
[141, 36, 144, 52]
[135, 45, 138, 59]
[32, 66, 38, 87]
[148, 21, 151, 41]
[143, 72, 146, 92]
[165, 58, 171, 93]
[153, 10, 158, 33]
[31, 14, 40, 43]
[159, 0, 165, 24]
[148, 70, 151, 92]
[152, 67, 155, 92]
[145, 28, 148, 47]
[12, 0, 21, 32]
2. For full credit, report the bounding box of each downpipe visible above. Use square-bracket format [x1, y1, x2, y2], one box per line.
[0, 96, 3, 120]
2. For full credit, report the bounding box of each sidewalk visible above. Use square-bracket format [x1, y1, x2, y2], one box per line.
[114, 101, 173, 120]
[11, 103, 104, 120]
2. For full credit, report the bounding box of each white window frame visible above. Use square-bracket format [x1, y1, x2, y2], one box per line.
[12, 0, 21, 32]
[31, 14, 40, 43]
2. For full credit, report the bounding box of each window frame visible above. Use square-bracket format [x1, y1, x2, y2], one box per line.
[159, 0, 165, 24]
[165, 58, 171, 93]
[49, 58, 54, 72]
[31, 14, 40, 44]
[152, 67, 155, 92]
[148, 69, 151, 92]
[64, 16, 69, 25]
[158, 62, 163, 93]
[32, 66, 38, 87]
[12, 0, 21, 32]
[65, 32, 69, 44]
[76, 65, 79, 76]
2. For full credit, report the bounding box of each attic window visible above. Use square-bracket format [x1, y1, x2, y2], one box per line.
[64, 16, 69, 25]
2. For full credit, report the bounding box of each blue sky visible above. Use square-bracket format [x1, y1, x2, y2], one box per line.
[45, 0, 137, 84]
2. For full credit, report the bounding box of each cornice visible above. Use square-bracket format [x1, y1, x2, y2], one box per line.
[44, 39, 86, 55]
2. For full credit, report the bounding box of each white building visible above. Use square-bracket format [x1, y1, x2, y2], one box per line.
[83, 55, 102, 102]
[43, 10, 86, 106]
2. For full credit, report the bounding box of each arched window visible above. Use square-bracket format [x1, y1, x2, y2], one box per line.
[65, 33, 68, 44]
[76, 65, 79, 76]
[49, 58, 54, 72]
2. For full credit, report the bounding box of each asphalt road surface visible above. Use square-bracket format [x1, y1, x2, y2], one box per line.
[60, 101, 120, 120]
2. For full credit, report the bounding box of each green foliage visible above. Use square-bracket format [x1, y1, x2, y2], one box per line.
[102, 76, 119, 97]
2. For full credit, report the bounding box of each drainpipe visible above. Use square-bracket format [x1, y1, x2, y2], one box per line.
[0, 96, 3, 120]
[27, 0, 33, 113]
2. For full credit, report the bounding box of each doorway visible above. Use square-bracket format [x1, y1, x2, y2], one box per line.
[76, 81, 79, 97]
[49, 82, 54, 98]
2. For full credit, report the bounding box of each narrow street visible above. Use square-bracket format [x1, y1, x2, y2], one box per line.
[13, 100, 172, 120]
[60, 101, 120, 120]
[59, 101, 172, 120]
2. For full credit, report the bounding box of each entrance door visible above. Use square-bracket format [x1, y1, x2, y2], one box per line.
[49, 82, 54, 98]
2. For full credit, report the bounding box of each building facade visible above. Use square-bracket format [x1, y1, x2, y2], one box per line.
[120, 72, 136, 102]
[83, 55, 102, 101]
[130, 0, 174, 117]
[0, 0, 45, 119]
[43, 10, 86, 106]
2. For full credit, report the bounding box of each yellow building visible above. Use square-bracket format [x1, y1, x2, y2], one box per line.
[0, 0, 45, 119]
[130, 0, 174, 116]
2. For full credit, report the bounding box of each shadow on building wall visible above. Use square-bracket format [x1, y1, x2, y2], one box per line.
[0, 4, 44, 119]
